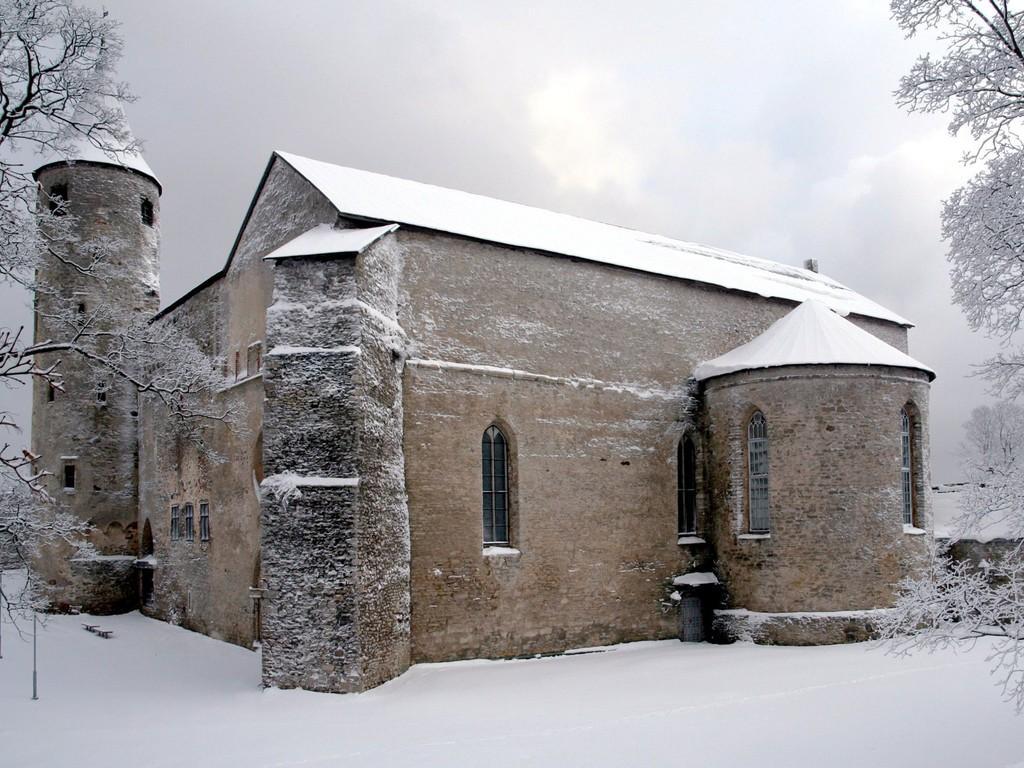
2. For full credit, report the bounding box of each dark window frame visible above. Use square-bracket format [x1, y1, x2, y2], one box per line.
[48, 183, 68, 216]
[678, 436, 698, 535]
[482, 425, 510, 546]
[170, 505, 180, 541]
[747, 411, 770, 534]
[140, 197, 154, 227]
[901, 407, 915, 526]
[184, 502, 195, 542]
[199, 501, 210, 542]
[62, 461, 76, 491]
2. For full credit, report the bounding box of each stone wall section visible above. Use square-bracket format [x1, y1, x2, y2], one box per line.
[31, 164, 160, 611]
[704, 364, 932, 613]
[136, 157, 333, 647]
[395, 229, 910, 662]
[260, 235, 411, 692]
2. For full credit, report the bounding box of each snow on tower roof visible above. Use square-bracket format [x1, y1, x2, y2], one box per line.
[33, 110, 159, 192]
[275, 151, 911, 326]
[262, 223, 398, 260]
[693, 300, 935, 382]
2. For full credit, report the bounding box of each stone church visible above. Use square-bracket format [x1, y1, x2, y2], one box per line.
[32, 130, 935, 694]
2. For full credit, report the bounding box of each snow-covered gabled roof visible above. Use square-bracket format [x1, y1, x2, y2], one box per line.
[693, 300, 935, 382]
[262, 223, 398, 260]
[275, 151, 911, 326]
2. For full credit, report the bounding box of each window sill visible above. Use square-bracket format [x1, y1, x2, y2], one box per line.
[677, 536, 706, 545]
[738, 533, 770, 541]
[902, 524, 927, 536]
[482, 546, 521, 557]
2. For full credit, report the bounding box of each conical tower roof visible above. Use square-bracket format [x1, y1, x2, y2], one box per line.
[693, 300, 935, 381]
[33, 108, 159, 193]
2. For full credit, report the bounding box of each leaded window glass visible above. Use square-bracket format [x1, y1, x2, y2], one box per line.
[678, 437, 697, 535]
[170, 505, 180, 541]
[747, 411, 770, 533]
[901, 408, 913, 526]
[482, 426, 509, 546]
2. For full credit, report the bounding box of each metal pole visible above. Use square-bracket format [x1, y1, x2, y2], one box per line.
[32, 612, 37, 700]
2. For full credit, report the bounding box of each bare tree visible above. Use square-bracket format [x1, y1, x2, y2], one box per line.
[892, 1, 1024, 392]
[886, 0, 1024, 710]
[881, 399, 1024, 709]
[880, 403, 1024, 708]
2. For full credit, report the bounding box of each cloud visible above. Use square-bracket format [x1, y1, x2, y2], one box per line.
[527, 67, 644, 196]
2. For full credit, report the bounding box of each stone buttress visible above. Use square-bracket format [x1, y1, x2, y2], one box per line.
[259, 231, 410, 693]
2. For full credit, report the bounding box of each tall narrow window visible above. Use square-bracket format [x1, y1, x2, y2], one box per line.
[62, 462, 76, 491]
[678, 437, 697, 535]
[95, 380, 108, 405]
[184, 503, 195, 542]
[234, 351, 241, 381]
[747, 411, 770, 533]
[48, 183, 68, 215]
[901, 408, 914, 526]
[199, 501, 210, 542]
[140, 197, 154, 227]
[482, 426, 509, 546]
[47, 383, 56, 402]
[170, 505, 180, 541]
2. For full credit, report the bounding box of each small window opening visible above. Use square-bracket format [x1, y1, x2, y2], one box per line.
[199, 501, 210, 542]
[95, 381, 108, 405]
[77, 301, 86, 314]
[62, 462, 76, 491]
[170, 505, 180, 541]
[234, 351, 240, 381]
[48, 183, 68, 216]
[246, 342, 262, 378]
[140, 197, 154, 227]
[184, 503, 195, 542]
[47, 383, 55, 402]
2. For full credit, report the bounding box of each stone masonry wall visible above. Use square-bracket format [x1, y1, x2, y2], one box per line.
[32, 163, 160, 611]
[136, 157, 340, 648]
[396, 226, 915, 663]
[260, 235, 411, 692]
[704, 364, 932, 613]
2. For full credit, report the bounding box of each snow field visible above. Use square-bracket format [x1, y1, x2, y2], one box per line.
[1, 570, 1023, 767]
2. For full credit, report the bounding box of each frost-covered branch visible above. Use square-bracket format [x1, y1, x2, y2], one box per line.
[0, 481, 91, 618]
[880, 401, 1024, 710]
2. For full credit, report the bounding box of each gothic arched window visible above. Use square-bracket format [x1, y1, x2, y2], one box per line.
[678, 436, 697, 535]
[901, 407, 914, 526]
[747, 411, 770, 533]
[482, 425, 510, 546]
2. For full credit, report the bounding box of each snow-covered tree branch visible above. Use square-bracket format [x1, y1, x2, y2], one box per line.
[880, 399, 1024, 709]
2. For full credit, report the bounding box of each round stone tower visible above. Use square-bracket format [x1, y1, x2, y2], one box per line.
[31, 130, 161, 613]
[694, 300, 935, 643]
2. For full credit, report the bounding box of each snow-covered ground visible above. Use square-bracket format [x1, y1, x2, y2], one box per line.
[2, 570, 1023, 768]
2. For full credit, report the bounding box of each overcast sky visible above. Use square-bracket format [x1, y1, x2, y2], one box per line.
[0, 0, 1003, 479]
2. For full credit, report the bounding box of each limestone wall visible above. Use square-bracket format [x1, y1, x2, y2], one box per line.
[260, 236, 411, 692]
[31, 163, 160, 611]
[704, 364, 932, 612]
[134, 156, 331, 647]
[396, 227, 914, 662]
